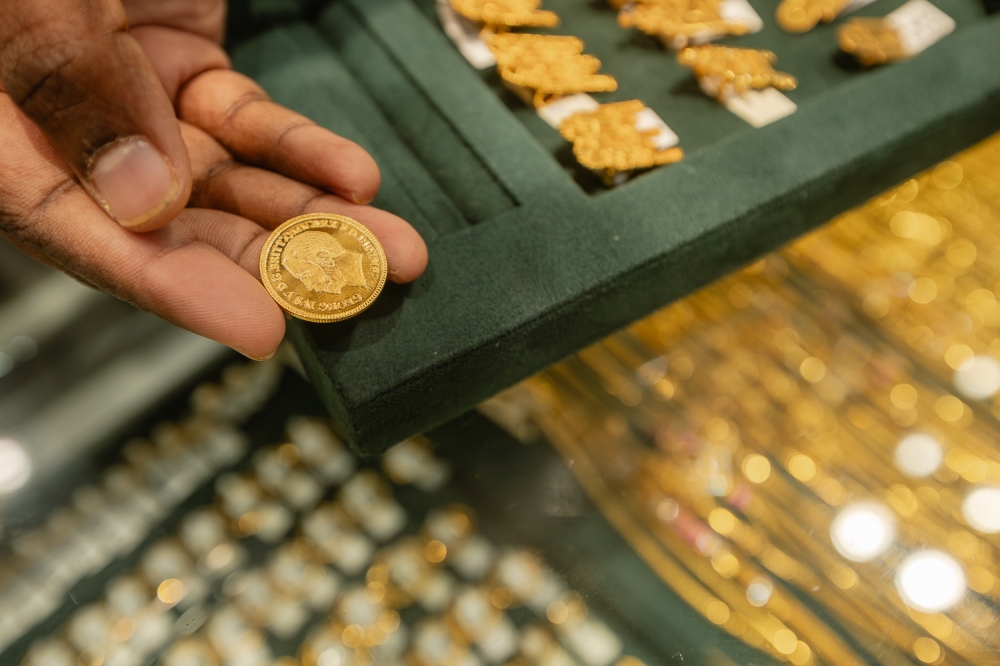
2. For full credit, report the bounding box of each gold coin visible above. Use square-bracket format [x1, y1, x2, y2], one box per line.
[259, 213, 387, 323]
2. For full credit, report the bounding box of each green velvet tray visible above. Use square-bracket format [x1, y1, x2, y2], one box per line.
[228, 0, 1000, 455]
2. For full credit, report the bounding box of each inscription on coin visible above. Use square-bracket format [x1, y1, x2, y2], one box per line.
[259, 214, 388, 322]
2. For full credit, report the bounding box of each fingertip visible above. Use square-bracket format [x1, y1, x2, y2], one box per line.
[291, 127, 381, 204]
[375, 215, 427, 283]
[294, 200, 427, 285]
[340, 146, 381, 205]
[386, 230, 428, 283]
[233, 305, 286, 361]
[205, 282, 286, 361]
[140, 242, 286, 357]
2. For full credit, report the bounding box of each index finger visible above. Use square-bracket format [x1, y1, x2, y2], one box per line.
[178, 69, 382, 206]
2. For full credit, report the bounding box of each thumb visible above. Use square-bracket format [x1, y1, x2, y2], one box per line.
[0, 0, 191, 231]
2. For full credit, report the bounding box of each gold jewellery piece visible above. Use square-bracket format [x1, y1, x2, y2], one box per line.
[488, 34, 618, 108]
[837, 19, 907, 66]
[559, 100, 684, 185]
[259, 213, 388, 323]
[677, 44, 797, 102]
[618, 0, 751, 48]
[450, 0, 559, 30]
[776, 0, 852, 33]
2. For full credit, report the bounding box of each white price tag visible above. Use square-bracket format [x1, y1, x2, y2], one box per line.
[842, 0, 880, 14]
[635, 107, 680, 149]
[725, 87, 798, 128]
[436, 0, 496, 69]
[719, 0, 765, 32]
[538, 96, 679, 151]
[632, 0, 762, 48]
[887, 0, 955, 56]
[537, 93, 601, 129]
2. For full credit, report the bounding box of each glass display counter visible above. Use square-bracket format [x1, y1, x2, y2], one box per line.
[3, 130, 1000, 665]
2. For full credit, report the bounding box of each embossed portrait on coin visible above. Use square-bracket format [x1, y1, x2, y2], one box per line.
[281, 230, 368, 295]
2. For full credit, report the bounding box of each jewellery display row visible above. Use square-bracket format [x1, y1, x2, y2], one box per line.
[7, 372, 647, 666]
[441, 0, 956, 171]
[0, 359, 285, 654]
[442, 0, 690, 184]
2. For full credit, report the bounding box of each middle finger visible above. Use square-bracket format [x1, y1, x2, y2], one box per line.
[183, 123, 427, 283]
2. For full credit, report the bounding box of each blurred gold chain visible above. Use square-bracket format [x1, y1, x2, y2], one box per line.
[510, 134, 1000, 665]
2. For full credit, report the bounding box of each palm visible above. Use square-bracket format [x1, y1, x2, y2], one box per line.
[0, 1, 426, 359]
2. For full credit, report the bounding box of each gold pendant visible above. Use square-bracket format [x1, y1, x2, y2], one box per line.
[618, 0, 751, 48]
[450, 0, 560, 30]
[677, 44, 797, 101]
[259, 214, 388, 323]
[776, 0, 852, 33]
[488, 34, 618, 108]
[838, 19, 907, 66]
[559, 100, 684, 185]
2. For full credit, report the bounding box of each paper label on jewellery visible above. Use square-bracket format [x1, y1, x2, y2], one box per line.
[725, 88, 797, 128]
[538, 95, 679, 150]
[842, 0, 880, 15]
[719, 0, 765, 32]
[887, 0, 955, 55]
[680, 0, 765, 47]
[436, 0, 496, 69]
[620, 0, 761, 48]
[537, 93, 601, 129]
[634, 107, 680, 149]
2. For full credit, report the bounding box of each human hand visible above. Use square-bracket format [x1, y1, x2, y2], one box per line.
[0, 0, 428, 359]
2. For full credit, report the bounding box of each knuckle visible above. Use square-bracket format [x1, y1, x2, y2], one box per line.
[0, 210, 31, 240]
[126, 0, 226, 41]
[273, 120, 315, 150]
[0, 6, 123, 116]
[297, 191, 331, 216]
[2, 36, 100, 140]
[221, 92, 266, 128]
[0, 6, 128, 158]
[189, 158, 238, 207]
[3, 35, 73, 101]
[237, 229, 270, 272]
[0, 179, 75, 252]
[183, 74, 268, 128]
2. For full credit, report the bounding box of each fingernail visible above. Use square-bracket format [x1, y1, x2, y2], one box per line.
[90, 137, 179, 228]
[350, 192, 373, 205]
[242, 349, 276, 362]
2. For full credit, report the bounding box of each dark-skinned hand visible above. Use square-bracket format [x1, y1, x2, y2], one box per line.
[0, 0, 428, 360]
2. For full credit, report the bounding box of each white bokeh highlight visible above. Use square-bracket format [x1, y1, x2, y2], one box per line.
[954, 355, 1000, 400]
[962, 487, 1000, 534]
[894, 434, 944, 478]
[0, 437, 31, 495]
[896, 551, 966, 612]
[746, 577, 773, 607]
[830, 502, 895, 562]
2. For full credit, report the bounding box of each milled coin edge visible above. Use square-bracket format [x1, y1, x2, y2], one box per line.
[258, 213, 389, 323]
